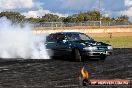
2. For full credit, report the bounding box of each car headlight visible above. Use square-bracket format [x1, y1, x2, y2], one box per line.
[83, 46, 97, 51]
[107, 46, 113, 50]
[93, 46, 98, 50]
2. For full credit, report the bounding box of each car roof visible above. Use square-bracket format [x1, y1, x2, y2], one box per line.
[50, 32, 82, 35]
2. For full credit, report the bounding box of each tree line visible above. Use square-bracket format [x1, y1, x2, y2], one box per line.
[0, 11, 130, 23]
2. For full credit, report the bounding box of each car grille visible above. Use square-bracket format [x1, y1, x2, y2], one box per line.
[97, 46, 107, 50]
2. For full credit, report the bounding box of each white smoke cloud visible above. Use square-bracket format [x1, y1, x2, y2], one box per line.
[0, 17, 50, 59]
[22, 9, 68, 18]
[0, 0, 34, 9]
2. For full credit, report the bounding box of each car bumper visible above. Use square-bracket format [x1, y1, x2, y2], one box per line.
[82, 50, 112, 57]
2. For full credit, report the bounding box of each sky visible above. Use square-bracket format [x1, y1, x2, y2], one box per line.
[0, 0, 132, 20]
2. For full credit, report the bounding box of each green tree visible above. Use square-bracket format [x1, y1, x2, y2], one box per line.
[116, 15, 129, 22]
[41, 14, 60, 22]
[63, 10, 102, 22]
[101, 16, 111, 22]
[27, 17, 41, 22]
[0, 11, 25, 23]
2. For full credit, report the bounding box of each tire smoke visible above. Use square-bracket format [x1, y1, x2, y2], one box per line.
[0, 17, 50, 59]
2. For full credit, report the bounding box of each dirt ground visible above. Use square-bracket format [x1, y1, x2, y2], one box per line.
[0, 48, 132, 88]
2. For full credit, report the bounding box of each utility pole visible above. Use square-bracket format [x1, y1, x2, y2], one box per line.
[99, 0, 102, 28]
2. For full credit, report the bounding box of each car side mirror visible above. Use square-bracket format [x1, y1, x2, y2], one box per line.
[62, 40, 67, 43]
[91, 38, 95, 41]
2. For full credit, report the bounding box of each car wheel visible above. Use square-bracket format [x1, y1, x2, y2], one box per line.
[73, 49, 82, 62]
[100, 55, 106, 60]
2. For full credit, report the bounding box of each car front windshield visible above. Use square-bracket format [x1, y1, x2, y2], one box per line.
[79, 33, 91, 40]
[67, 33, 91, 41]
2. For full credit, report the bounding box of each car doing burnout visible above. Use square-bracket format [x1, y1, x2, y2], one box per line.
[45, 32, 113, 61]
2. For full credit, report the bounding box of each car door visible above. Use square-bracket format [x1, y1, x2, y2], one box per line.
[55, 34, 72, 56]
[45, 34, 59, 56]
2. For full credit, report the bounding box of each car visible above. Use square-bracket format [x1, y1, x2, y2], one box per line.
[45, 32, 113, 61]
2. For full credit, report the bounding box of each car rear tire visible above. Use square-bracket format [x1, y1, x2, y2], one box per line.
[100, 55, 106, 60]
[73, 49, 82, 62]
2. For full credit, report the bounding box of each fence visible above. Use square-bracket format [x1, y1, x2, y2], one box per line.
[32, 21, 132, 28]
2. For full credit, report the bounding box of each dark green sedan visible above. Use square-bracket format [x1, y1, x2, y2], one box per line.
[45, 32, 113, 61]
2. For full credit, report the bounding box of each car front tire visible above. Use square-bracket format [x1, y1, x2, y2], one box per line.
[73, 49, 82, 62]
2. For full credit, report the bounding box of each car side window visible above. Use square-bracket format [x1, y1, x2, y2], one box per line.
[79, 33, 91, 40]
[56, 34, 65, 41]
[46, 34, 57, 42]
[46, 34, 65, 42]
[67, 34, 80, 41]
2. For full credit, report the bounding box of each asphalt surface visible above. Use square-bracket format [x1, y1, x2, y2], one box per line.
[0, 48, 132, 88]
